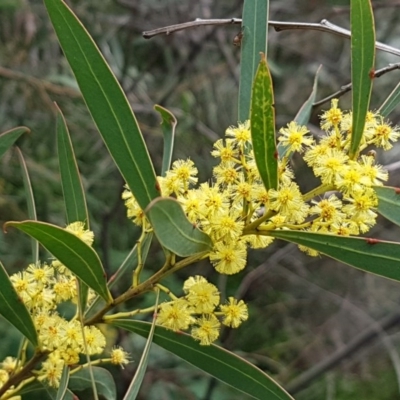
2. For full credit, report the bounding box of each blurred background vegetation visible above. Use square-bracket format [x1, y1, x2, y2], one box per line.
[2, 0, 400, 399]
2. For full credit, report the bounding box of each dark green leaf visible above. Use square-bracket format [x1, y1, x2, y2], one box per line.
[123, 291, 160, 400]
[5, 221, 112, 303]
[0, 261, 38, 347]
[238, 0, 269, 121]
[56, 104, 90, 311]
[44, 0, 159, 210]
[250, 54, 278, 191]
[68, 366, 116, 400]
[349, 0, 375, 158]
[378, 81, 400, 117]
[268, 230, 400, 282]
[154, 105, 177, 177]
[145, 198, 212, 257]
[110, 320, 293, 400]
[15, 147, 39, 263]
[0, 126, 29, 159]
[56, 104, 89, 226]
[375, 186, 400, 227]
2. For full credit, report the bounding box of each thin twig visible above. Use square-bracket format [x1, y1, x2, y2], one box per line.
[143, 18, 400, 58]
[143, 18, 241, 38]
[313, 62, 400, 108]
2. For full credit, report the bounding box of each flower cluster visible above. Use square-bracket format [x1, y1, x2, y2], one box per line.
[127, 100, 398, 249]
[157, 276, 248, 345]
[123, 99, 399, 342]
[6, 222, 129, 389]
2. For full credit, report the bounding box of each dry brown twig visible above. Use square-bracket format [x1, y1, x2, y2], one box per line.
[143, 18, 400, 108]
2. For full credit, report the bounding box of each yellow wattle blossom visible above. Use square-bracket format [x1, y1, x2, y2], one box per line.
[225, 120, 251, 146]
[157, 299, 195, 331]
[312, 148, 349, 185]
[370, 120, 400, 150]
[211, 138, 238, 163]
[191, 314, 221, 346]
[320, 98, 343, 130]
[268, 182, 309, 223]
[83, 325, 107, 355]
[1, 357, 18, 374]
[39, 352, 64, 388]
[278, 121, 313, 153]
[310, 195, 345, 227]
[209, 240, 247, 275]
[65, 221, 94, 246]
[185, 280, 220, 314]
[122, 187, 146, 226]
[220, 297, 249, 328]
[110, 346, 131, 369]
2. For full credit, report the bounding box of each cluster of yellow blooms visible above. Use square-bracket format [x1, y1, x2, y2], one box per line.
[126, 99, 400, 257]
[2, 100, 397, 392]
[123, 99, 400, 343]
[157, 276, 248, 345]
[4, 222, 130, 390]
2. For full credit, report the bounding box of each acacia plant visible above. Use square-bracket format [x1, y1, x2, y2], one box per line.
[2, 0, 400, 399]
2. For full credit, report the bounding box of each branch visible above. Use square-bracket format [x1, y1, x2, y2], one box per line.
[143, 18, 400, 58]
[143, 18, 241, 38]
[313, 62, 400, 108]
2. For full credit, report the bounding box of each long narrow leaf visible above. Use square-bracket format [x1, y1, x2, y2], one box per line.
[154, 105, 177, 177]
[268, 230, 400, 282]
[110, 320, 293, 400]
[145, 198, 212, 257]
[56, 104, 89, 226]
[238, 0, 269, 122]
[378, 81, 400, 117]
[56, 104, 90, 311]
[0, 261, 38, 346]
[56, 365, 70, 400]
[5, 221, 112, 303]
[15, 147, 39, 263]
[349, 0, 375, 158]
[44, 0, 159, 210]
[123, 290, 160, 400]
[294, 65, 322, 126]
[250, 54, 277, 191]
[0, 126, 29, 159]
[375, 186, 400, 227]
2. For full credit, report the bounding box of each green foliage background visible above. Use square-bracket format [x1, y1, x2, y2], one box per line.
[2, 0, 400, 399]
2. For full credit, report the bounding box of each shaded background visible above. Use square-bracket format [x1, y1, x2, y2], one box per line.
[2, 0, 400, 399]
